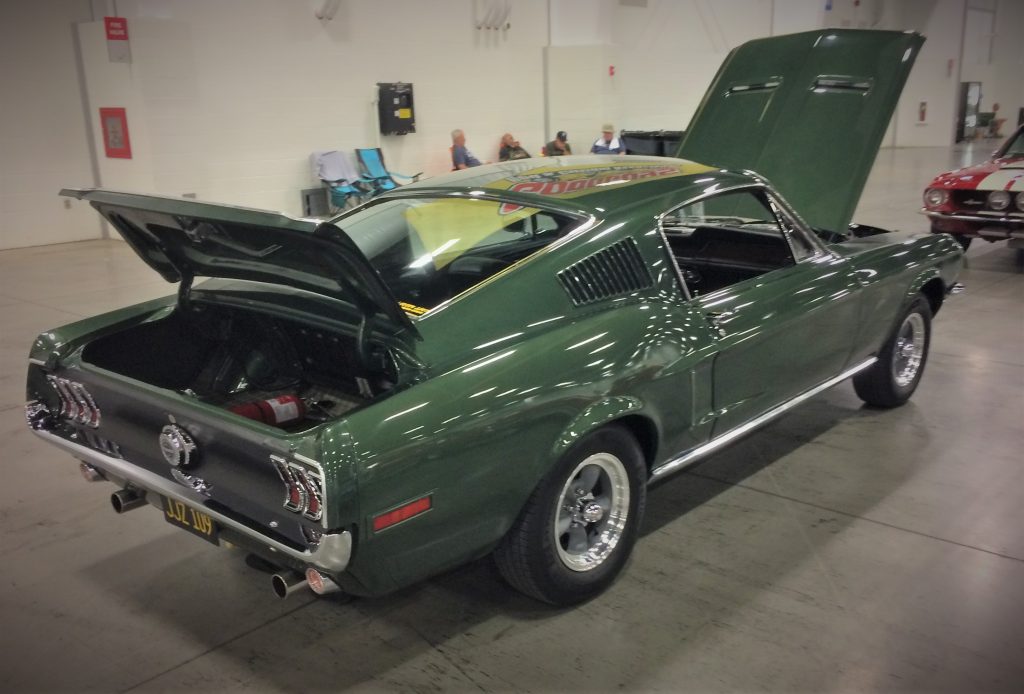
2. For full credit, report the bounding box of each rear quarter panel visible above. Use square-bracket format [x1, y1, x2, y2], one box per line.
[338, 218, 717, 594]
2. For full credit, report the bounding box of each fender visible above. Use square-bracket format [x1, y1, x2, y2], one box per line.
[905, 266, 942, 303]
[551, 395, 647, 460]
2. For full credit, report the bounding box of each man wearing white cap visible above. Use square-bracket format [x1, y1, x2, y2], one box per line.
[590, 123, 625, 155]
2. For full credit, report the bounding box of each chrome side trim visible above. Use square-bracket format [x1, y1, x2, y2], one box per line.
[650, 357, 877, 480]
[31, 429, 352, 573]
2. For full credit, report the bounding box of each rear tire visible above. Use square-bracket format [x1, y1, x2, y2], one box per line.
[854, 296, 932, 408]
[494, 425, 646, 605]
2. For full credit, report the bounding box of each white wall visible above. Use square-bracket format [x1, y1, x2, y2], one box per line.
[0, 0, 101, 250]
[886, 0, 965, 147]
[961, 0, 1024, 133]
[581, 0, 1015, 149]
[4, 0, 1024, 251]
[547, 0, 778, 144]
[608, 0, 774, 133]
[75, 0, 551, 217]
[772, 0, 827, 35]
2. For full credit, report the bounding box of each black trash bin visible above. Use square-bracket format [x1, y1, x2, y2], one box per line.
[620, 130, 686, 156]
[658, 130, 685, 157]
[620, 130, 662, 156]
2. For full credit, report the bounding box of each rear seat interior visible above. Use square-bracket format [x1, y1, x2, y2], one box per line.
[665, 225, 794, 294]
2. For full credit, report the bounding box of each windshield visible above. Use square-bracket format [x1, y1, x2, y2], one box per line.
[1001, 129, 1024, 158]
[337, 197, 579, 314]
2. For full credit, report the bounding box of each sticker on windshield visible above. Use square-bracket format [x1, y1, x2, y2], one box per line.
[399, 301, 429, 316]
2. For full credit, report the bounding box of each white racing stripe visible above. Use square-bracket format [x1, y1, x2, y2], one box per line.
[977, 169, 1024, 191]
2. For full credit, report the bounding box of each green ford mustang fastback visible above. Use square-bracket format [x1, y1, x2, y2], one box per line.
[25, 29, 963, 605]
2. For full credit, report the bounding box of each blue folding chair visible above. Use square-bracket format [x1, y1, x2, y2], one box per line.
[355, 148, 422, 196]
[310, 150, 372, 214]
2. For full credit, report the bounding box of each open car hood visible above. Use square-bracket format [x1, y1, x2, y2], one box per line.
[62, 188, 418, 338]
[678, 29, 923, 232]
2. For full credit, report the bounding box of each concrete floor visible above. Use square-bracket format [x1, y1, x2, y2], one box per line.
[1, 144, 1022, 693]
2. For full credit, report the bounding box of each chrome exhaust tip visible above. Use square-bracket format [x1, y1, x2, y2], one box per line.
[271, 572, 308, 599]
[110, 488, 146, 514]
[305, 568, 341, 596]
[80, 462, 105, 482]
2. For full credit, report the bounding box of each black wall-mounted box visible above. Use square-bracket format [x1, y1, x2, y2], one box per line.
[378, 82, 415, 135]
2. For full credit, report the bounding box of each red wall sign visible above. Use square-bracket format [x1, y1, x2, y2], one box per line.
[99, 107, 132, 159]
[104, 16, 128, 41]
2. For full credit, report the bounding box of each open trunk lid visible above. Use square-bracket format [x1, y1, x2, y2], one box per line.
[61, 188, 418, 338]
[677, 29, 924, 233]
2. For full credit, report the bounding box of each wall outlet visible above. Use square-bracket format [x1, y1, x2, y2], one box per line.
[182, 192, 197, 199]
[63, 199, 72, 209]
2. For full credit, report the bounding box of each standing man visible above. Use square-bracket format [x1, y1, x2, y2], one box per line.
[543, 131, 572, 156]
[451, 129, 482, 169]
[590, 124, 625, 155]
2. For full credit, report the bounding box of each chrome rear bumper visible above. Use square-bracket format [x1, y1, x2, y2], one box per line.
[32, 429, 352, 574]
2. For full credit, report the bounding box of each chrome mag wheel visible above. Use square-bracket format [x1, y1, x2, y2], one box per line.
[553, 452, 630, 572]
[891, 312, 926, 387]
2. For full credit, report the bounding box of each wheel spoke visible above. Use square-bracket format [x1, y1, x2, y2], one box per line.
[567, 524, 589, 554]
[577, 465, 600, 493]
[551, 451, 632, 573]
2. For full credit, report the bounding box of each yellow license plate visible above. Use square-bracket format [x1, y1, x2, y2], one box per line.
[162, 497, 219, 545]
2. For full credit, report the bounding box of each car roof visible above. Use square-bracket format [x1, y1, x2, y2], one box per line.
[396, 155, 761, 215]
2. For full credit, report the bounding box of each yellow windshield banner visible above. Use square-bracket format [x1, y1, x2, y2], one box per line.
[483, 160, 716, 213]
[403, 199, 538, 270]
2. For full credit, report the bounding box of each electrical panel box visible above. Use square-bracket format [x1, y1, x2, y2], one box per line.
[378, 82, 415, 135]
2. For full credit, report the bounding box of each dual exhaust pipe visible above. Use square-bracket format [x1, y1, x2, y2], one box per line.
[110, 487, 147, 514]
[100, 474, 339, 601]
[272, 568, 340, 599]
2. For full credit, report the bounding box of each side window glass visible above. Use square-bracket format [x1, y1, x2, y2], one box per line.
[659, 189, 795, 297]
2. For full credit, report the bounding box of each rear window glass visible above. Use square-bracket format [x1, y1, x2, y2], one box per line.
[338, 197, 579, 314]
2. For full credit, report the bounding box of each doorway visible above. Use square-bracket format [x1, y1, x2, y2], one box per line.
[956, 81, 982, 143]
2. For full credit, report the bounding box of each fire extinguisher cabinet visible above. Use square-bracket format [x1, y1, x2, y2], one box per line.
[378, 83, 415, 135]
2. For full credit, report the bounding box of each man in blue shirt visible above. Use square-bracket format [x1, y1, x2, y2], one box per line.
[451, 129, 482, 169]
[590, 123, 625, 155]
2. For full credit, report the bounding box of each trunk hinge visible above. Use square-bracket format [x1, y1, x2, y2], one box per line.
[177, 271, 195, 309]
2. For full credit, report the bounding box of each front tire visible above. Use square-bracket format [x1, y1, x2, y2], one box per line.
[854, 296, 932, 408]
[930, 224, 972, 251]
[494, 426, 646, 605]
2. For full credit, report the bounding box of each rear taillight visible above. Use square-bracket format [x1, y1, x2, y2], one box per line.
[47, 376, 101, 428]
[270, 455, 325, 523]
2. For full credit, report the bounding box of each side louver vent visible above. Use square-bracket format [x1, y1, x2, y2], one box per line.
[557, 237, 654, 306]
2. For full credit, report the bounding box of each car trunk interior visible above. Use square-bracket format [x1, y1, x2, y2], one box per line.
[81, 303, 395, 431]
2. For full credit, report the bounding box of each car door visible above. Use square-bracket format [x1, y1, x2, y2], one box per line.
[660, 185, 862, 435]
